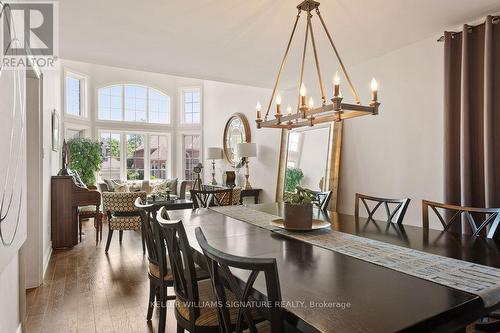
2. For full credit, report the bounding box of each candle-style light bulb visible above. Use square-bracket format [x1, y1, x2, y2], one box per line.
[371, 78, 378, 101]
[300, 83, 307, 107]
[275, 93, 282, 114]
[333, 71, 340, 97]
[286, 105, 292, 116]
[256, 101, 262, 119]
[308, 97, 314, 109]
[300, 83, 307, 96]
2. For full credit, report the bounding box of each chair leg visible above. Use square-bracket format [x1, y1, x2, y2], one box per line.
[119, 230, 123, 244]
[100, 214, 104, 241]
[95, 216, 98, 246]
[141, 230, 146, 254]
[105, 229, 113, 253]
[158, 286, 167, 333]
[79, 216, 82, 243]
[147, 279, 155, 321]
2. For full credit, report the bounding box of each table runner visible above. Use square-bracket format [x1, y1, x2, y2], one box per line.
[210, 205, 500, 307]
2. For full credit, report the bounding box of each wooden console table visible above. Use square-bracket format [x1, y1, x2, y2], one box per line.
[240, 188, 262, 204]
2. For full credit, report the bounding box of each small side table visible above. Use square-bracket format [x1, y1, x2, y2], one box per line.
[240, 188, 262, 204]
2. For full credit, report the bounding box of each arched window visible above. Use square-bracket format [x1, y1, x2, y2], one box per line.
[98, 84, 170, 124]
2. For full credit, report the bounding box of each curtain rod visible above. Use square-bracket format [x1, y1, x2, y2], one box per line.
[437, 15, 499, 42]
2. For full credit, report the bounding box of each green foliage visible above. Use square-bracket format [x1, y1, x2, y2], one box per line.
[285, 167, 304, 192]
[285, 186, 318, 206]
[127, 134, 144, 157]
[68, 138, 104, 186]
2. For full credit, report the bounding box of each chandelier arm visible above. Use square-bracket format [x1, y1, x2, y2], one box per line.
[308, 11, 327, 106]
[296, 11, 310, 114]
[265, 10, 302, 120]
[316, 8, 361, 104]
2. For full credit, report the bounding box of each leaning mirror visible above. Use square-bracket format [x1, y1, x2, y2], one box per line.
[276, 122, 342, 211]
[223, 113, 251, 166]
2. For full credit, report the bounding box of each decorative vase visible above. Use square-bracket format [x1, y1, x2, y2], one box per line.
[283, 203, 313, 229]
[225, 171, 236, 187]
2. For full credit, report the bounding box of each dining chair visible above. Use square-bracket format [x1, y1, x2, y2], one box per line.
[135, 198, 176, 325]
[135, 203, 209, 333]
[190, 188, 233, 209]
[102, 191, 147, 253]
[422, 200, 500, 238]
[354, 193, 411, 224]
[196, 227, 287, 333]
[157, 211, 244, 333]
[311, 190, 333, 211]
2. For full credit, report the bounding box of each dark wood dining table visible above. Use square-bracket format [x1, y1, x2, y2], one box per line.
[166, 203, 500, 333]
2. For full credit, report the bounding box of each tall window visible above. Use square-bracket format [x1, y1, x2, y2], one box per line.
[184, 135, 200, 180]
[98, 85, 122, 121]
[100, 132, 121, 180]
[126, 134, 145, 180]
[98, 84, 170, 123]
[182, 88, 201, 124]
[150, 135, 168, 180]
[65, 73, 85, 117]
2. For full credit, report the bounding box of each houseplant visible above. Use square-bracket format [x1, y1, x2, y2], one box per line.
[285, 167, 304, 192]
[283, 186, 317, 229]
[68, 137, 104, 186]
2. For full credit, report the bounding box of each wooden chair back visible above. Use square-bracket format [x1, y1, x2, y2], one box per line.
[195, 227, 283, 333]
[312, 190, 333, 211]
[134, 198, 161, 267]
[355, 193, 410, 224]
[422, 200, 500, 238]
[190, 188, 233, 209]
[156, 208, 200, 321]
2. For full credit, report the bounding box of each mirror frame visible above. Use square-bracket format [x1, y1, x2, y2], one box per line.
[275, 122, 342, 211]
[223, 112, 251, 166]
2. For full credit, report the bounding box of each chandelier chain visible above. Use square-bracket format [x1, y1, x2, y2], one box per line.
[315, 8, 361, 104]
[265, 10, 302, 120]
[308, 10, 327, 106]
[296, 11, 310, 114]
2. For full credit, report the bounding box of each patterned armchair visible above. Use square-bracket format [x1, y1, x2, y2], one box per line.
[102, 191, 147, 253]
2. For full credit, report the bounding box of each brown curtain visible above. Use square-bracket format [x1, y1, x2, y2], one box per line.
[444, 16, 500, 234]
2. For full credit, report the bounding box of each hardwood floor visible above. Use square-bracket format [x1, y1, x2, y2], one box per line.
[25, 219, 178, 333]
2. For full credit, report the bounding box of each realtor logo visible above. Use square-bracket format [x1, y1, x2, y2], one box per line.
[1, 1, 58, 68]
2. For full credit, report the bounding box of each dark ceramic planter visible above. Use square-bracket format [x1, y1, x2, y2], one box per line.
[284, 203, 313, 229]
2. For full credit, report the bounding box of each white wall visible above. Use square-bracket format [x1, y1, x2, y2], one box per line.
[202, 81, 278, 203]
[42, 66, 62, 275]
[337, 35, 444, 228]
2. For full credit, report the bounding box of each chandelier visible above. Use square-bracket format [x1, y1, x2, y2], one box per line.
[255, 0, 380, 129]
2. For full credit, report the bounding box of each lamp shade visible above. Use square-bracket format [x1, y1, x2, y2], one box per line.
[206, 147, 223, 160]
[236, 143, 257, 158]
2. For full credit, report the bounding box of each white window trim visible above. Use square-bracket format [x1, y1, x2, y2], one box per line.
[179, 131, 202, 182]
[178, 86, 202, 127]
[96, 83, 172, 125]
[97, 129, 173, 182]
[63, 122, 91, 140]
[63, 69, 88, 120]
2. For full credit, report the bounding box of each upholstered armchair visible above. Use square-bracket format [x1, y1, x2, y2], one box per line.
[102, 191, 147, 253]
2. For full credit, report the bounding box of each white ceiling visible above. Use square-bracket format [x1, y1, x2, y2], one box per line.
[59, 0, 500, 88]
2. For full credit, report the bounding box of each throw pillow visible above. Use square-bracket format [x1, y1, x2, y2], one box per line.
[115, 183, 129, 193]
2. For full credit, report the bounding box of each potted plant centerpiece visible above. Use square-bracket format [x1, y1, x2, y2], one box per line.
[283, 186, 317, 230]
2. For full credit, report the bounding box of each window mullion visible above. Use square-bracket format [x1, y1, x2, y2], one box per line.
[144, 134, 150, 181]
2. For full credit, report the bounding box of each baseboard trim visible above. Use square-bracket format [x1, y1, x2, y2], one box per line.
[42, 245, 52, 280]
[16, 322, 22, 333]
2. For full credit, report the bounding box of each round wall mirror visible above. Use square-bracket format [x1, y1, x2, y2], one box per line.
[223, 113, 251, 166]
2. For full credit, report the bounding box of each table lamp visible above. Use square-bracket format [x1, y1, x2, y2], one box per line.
[206, 147, 223, 185]
[236, 143, 257, 190]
